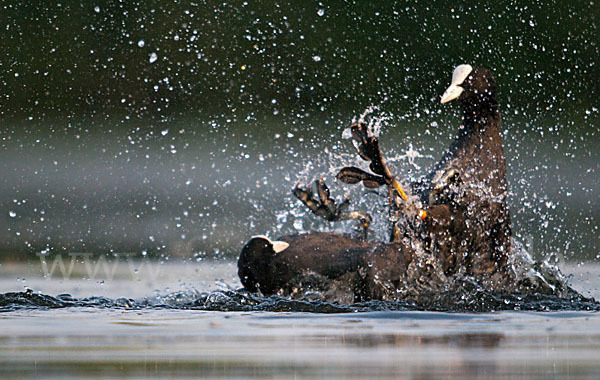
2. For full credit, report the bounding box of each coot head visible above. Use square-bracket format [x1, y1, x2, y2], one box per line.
[237, 236, 289, 293]
[440, 64, 497, 106]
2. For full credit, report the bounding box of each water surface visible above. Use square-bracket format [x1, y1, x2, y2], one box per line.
[1, 261, 600, 379]
[3, 308, 600, 379]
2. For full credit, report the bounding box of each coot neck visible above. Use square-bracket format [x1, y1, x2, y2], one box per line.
[461, 97, 500, 134]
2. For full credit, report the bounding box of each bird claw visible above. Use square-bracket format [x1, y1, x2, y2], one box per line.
[293, 179, 372, 240]
[293, 179, 340, 221]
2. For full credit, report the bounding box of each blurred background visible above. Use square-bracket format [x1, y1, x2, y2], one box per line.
[0, 1, 598, 262]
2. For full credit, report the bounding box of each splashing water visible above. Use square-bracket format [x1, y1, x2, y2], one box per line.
[346, 105, 394, 139]
[262, 106, 597, 309]
[1, 255, 597, 315]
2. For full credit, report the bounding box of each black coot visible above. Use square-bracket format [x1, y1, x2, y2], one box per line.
[238, 232, 414, 301]
[423, 64, 512, 288]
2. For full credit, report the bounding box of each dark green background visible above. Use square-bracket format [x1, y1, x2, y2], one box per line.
[2, 1, 598, 121]
[0, 1, 598, 261]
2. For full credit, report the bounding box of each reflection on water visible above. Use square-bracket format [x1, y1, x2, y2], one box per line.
[333, 331, 504, 349]
[1, 260, 599, 379]
[2, 308, 600, 379]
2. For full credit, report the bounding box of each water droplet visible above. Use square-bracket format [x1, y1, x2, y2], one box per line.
[8, 211, 16, 218]
[137, 40, 145, 48]
[317, 9, 325, 16]
[149, 52, 158, 63]
[94, 6, 100, 13]
[293, 219, 303, 230]
[161, 129, 169, 136]
[341, 128, 352, 139]
[312, 55, 322, 62]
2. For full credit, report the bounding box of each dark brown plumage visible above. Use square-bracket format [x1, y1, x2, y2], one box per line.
[238, 232, 414, 301]
[238, 233, 369, 296]
[238, 65, 514, 300]
[423, 66, 512, 289]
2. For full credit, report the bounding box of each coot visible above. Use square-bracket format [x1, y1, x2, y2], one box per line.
[423, 64, 512, 289]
